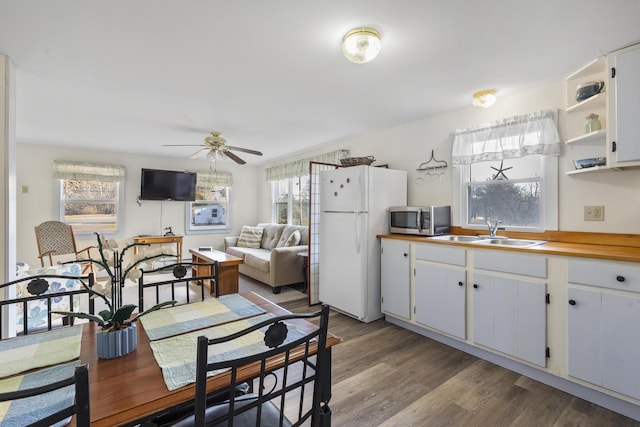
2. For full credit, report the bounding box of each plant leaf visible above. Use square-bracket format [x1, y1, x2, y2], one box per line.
[52, 310, 106, 327]
[99, 309, 113, 321]
[112, 304, 137, 324]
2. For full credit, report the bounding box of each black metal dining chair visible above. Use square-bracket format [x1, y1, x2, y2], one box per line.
[0, 272, 95, 339]
[0, 364, 90, 427]
[171, 304, 331, 427]
[138, 261, 219, 311]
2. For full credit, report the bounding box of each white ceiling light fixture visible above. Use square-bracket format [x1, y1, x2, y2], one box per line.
[342, 27, 381, 64]
[472, 90, 497, 108]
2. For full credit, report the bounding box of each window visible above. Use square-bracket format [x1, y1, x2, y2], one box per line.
[452, 110, 560, 232]
[54, 161, 125, 234]
[59, 179, 122, 233]
[463, 157, 546, 230]
[272, 175, 310, 225]
[265, 149, 347, 225]
[186, 171, 232, 234]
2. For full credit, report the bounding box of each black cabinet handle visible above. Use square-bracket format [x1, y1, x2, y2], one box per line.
[458, 281, 464, 287]
[569, 299, 576, 306]
[616, 275, 625, 282]
[403, 253, 408, 257]
[473, 284, 478, 289]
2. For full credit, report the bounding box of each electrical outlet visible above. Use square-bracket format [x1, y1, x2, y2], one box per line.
[584, 205, 605, 221]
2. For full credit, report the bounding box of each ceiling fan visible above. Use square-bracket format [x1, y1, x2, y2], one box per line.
[163, 132, 263, 165]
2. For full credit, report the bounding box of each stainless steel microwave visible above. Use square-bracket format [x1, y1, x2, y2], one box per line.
[389, 206, 451, 236]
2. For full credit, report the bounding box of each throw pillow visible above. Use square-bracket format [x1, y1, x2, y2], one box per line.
[284, 230, 301, 247]
[237, 226, 264, 248]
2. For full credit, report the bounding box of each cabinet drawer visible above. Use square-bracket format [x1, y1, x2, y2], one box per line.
[474, 251, 546, 278]
[415, 244, 466, 266]
[568, 258, 640, 293]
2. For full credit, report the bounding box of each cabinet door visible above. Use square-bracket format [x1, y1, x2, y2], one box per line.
[472, 273, 496, 349]
[381, 239, 411, 319]
[415, 263, 466, 339]
[567, 287, 602, 385]
[473, 273, 546, 366]
[517, 280, 547, 367]
[610, 44, 640, 164]
[601, 292, 640, 400]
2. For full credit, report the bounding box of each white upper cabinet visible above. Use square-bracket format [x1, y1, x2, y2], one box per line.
[564, 42, 640, 174]
[608, 43, 640, 167]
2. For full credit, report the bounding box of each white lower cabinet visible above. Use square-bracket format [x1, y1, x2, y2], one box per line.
[379, 238, 640, 415]
[381, 238, 411, 320]
[472, 273, 547, 367]
[568, 258, 640, 400]
[415, 263, 466, 339]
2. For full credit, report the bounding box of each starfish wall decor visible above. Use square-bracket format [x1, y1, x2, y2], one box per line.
[491, 160, 513, 180]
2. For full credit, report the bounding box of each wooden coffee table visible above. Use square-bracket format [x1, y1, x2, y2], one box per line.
[189, 248, 243, 296]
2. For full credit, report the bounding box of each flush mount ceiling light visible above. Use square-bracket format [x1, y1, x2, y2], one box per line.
[342, 27, 381, 64]
[472, 89, 497, 108]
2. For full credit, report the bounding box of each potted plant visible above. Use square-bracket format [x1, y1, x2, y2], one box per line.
[55, 233, 177, 358]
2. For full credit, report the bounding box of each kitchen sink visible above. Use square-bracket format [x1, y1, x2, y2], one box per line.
[429, 235, 482, 243]
[473, 238, 546, 248]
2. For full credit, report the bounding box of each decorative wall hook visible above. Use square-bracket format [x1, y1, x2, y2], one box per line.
[417, 150, 448, 171]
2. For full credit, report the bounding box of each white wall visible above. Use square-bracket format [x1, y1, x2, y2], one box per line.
[16, 144, 260, 267]
[257, 82, 640, 234]
[15, 80, 640, 270]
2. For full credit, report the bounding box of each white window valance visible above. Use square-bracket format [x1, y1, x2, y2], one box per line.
[452, 109, 561, 165]
[195, 170, 233, 187]
[53, 160, 126, 182]
[265, 149, 349, 182]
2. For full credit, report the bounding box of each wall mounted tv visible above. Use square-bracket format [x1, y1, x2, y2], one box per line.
[140, 168, 197, 201]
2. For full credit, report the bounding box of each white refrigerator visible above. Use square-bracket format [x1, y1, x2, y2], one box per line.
[319, 165, 407, 322]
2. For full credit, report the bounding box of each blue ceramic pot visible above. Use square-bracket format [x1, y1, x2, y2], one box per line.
[96, 323, 137, 359]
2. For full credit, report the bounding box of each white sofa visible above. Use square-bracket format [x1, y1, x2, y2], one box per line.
[224, 223, 308, 293]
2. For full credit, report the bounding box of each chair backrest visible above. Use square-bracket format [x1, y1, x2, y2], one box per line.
[193, 304, 330, 427]
[138, 262, 219, 311]
[34, 221, 78, 264]
[0, 364, 90, 427]
[0, 272, 95, 339]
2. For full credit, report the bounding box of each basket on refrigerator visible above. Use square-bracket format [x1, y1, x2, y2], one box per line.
[340, 156, 375, 167]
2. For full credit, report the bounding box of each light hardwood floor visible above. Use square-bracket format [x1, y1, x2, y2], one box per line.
[241, 278, 640, 427]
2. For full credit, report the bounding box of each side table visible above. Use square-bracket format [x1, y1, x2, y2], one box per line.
[133, 235, 183, 261]
[189, 248, 243, 297]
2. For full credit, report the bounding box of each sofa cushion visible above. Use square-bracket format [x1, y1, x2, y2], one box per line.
[237, 226, 263, 248]
[244, 252, 271, 273]
[283, 230, 301, 247]
[257, 223, 285, 250]
[276, 225, 308, 247]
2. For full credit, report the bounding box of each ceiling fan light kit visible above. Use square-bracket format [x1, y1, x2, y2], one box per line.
[472, 89, 497, 108]
[162, 131, 263, 165]
[342, 27, 381, 64]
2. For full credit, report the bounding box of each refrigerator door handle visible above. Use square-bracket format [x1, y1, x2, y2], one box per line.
[354, 211, 361, 254]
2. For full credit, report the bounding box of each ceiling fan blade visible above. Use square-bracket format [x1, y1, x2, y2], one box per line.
[188, 148, 210, 159]
[221, 150, 246, 164]
[226, 146, 263, 156]
[162, 144, 207, 147]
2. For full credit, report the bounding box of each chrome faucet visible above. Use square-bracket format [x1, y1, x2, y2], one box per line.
[485, 218, 502, 238]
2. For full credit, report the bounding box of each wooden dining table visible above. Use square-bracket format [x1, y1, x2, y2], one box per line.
[79, 292, 341, 426]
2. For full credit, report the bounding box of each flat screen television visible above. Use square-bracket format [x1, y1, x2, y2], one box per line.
[140, 168, 197, 201]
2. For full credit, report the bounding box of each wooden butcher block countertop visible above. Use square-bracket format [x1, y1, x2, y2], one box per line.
[379, 227, 640, 263]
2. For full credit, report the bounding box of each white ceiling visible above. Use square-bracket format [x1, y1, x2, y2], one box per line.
[1, 0, 639, 165]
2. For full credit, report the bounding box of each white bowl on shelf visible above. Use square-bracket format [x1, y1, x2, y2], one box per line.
[573, 157, 606, 169]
